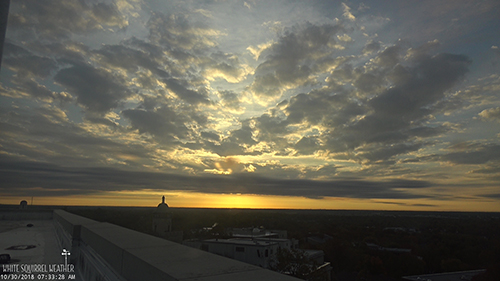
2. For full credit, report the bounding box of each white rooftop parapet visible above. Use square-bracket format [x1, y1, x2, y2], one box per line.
[53, 210, 301, 281]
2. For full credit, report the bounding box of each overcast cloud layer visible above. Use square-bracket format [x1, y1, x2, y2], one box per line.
[1, 0, 500, 209]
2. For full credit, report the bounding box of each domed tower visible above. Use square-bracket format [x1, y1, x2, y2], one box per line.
[20, 200, 28, 209]
[152, 196, 172, 236]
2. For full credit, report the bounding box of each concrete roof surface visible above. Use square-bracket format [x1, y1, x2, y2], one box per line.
[0, 220, 62, 265]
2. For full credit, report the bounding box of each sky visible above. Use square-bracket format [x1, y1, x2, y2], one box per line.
[1, 0, 500, 211]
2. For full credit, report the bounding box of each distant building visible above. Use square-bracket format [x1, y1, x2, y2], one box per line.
[152, 196, 182, 243]
[183, 230, 331, 280]
[254, 237, 299, 251]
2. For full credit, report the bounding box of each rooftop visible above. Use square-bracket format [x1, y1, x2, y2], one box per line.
[402, 269, 486, 281]
[0, 219, 62, 265]
[204, 238, 278, 246]
[1, 207, 300, 281]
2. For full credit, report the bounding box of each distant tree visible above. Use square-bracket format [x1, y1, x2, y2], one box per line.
[270, 248, 317, 279]
[441, 258, 464, 272]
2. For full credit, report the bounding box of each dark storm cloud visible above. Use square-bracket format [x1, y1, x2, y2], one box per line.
[326, 52, 470, 159]
[374, 45, 402, 68]
[3, 43, 58, 79]
[7, 77, 73, 103]
[164, 78, 210, 105]
[205, 142, 247, 157]
[147, 12, 218, 50]
[439, 143, 500, 165]
[227, 123, 256, 145]
[93, 44, 161, 73]
[479, 193, 500, 199]
[468, 165, 500, 176]
[0, 158, 432, 200]
[54, 64, 133, 113]
[375, 201, 437, 207]
[230, 43, 472, 163]
[204, 122, 258, 156]
[249, 22, 344, 98]
[209, 175, 432, 200]
[253, 113, 290, 143]
[284, 90, 357, 125]
[1, 42, 73, 102]
[358, 143, 424, 163]
[84, 116, 118, 128]
[0, 106, 152, 168]
[122, 107, 188, 141]
[34, 41, 91, 65]
[200, 131, 221, 143]
[369, 53, 470, 120]
[202, 51, 249, 83]
[125, 37, 166, 59]
[7, 0, 127, 40]
[362, 40, 381, 54]
[294, 137, 320, 155]
[218, 90, 242, 111]
[2, 42, 32, 57]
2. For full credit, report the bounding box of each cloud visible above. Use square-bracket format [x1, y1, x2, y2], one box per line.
[218, 90, 243, 112]
[2, 43, 58, 79]
[248, 22, 344, 100]
[0, 158, 432, 200]
[373, 45, 402, 68]
[1, 0, 498, 208]
[342, 3, 356, 21]
[362, 40, 381, 55]
[164, 78, 210, 105]
[7, 0, 127, 40]
[375, 201, 437, 207]
[202, 52, 250, 83]
[369, 53, 470, 118]
[122, 106, 189, 142]
[0, 106, 153, 169]
[93, 44, 161, 73]
[233, 42, 472, 163]
[206, 141, 247, 157]
[294, 137, 320, 155]
[54, 64, 133, 113]
[479, 107, 500, 122]
[1, 77, 72, 103]
[147, 12, 221, 50]
[339, 53, 470, 148]
[479, 193, 500, 199]
[440, 143, 500, 165]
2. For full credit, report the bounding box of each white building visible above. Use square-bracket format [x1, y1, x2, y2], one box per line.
[183, 230, 332, 280]
[253, 237, 299, 251]
[185, 238, 280, 268]
[152, 196, 172, 235]
[152, 196, 183, 242]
